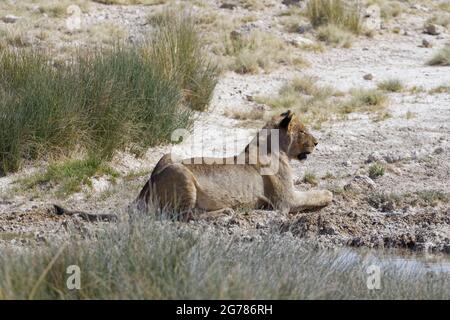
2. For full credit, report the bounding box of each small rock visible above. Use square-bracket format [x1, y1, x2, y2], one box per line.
[433, 147, 444, 155]
[230, 30, 241, 41]
[344, 175, 376, 192]
[288, 35, 315, 47]
[91, 177, 111, 193]
[220, 3, 237, 10]
[297, 24, 313, 34]
[1, 14, 19, 23]
[34, 232, 46, 243]
[343, 160, 352, 167]
[411, 4, 430, 13]
[421, 38, 432, 48]
[366, 152, 382, 163]
[282, 0, 303, 6]
[383, 152, 405, 163]
[363, 73, 373, 80]
[363, 5, 381, 31]
[424, 23, 444, 36]
[392, 26, 401, 34]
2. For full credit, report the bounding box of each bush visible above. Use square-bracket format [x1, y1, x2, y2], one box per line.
[0, 13, 218, 174]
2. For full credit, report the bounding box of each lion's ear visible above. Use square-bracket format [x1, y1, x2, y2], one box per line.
[279, 110, 293, 129]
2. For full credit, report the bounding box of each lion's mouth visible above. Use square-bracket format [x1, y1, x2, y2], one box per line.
[297, 152, 310, 160]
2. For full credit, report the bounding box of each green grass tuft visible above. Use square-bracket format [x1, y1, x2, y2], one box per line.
[147, 11, 219, 111]
[22, 157, 119, 196]
[368, 163, 385, 179]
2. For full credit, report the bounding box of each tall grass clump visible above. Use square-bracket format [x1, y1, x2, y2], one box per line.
[0, 215, 448, 299]
[147, 11, 218, 111]
[0, 13, 218, 174]
[306, 0, 362, 34]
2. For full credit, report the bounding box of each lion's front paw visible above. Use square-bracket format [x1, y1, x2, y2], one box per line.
[319, 190, 333, 206]
[324, 190, 333, 203]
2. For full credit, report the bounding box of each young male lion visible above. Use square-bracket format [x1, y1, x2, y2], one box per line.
[136, 110, 333, 216]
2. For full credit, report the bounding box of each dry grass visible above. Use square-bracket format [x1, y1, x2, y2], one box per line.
[256, 76, 389, 128]
[317, 24, 353, 48]
[427, 47, 450, 66]
[377, 79, 404, 92]
[426, 13, 450, 28]
[306, 0, 362, 34]
[303, 171, 318, 186]
[224, 109, 266, 121]
[341, 89, 388, 113]
[238, 0, 277, 10]
[437, 2, 450, 13]
[366, 0, 406, 20]
[255, 77, 340, 127]
[429, 85, 450, 94]
[367, 190, 449, 211]
[228, 31, 308, 74]
[92, 0, 167, 4]
[0, 214, 448, 299]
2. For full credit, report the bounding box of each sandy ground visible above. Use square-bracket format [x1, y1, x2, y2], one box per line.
[0, 0, 449, 253]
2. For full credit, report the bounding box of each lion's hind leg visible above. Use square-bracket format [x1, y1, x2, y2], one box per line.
[151, 163, 197, 219]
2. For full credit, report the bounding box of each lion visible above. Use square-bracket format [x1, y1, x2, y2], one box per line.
[135, 110, 333, 217]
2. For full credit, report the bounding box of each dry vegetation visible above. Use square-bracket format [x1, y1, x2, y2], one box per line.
[0, 215, 448, 299]
[427, 46, 450, 66]
[255, 76, 388, 128]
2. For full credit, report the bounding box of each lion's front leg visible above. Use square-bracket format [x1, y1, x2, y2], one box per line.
[288, 190, 333, 212]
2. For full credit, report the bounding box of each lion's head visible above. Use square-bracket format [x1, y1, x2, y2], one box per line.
[274, 110, 318, 161]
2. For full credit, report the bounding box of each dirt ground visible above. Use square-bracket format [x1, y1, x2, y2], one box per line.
[0, 0, 449, 253]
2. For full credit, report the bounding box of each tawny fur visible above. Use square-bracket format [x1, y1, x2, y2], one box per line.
[136, 111, 333, 216]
